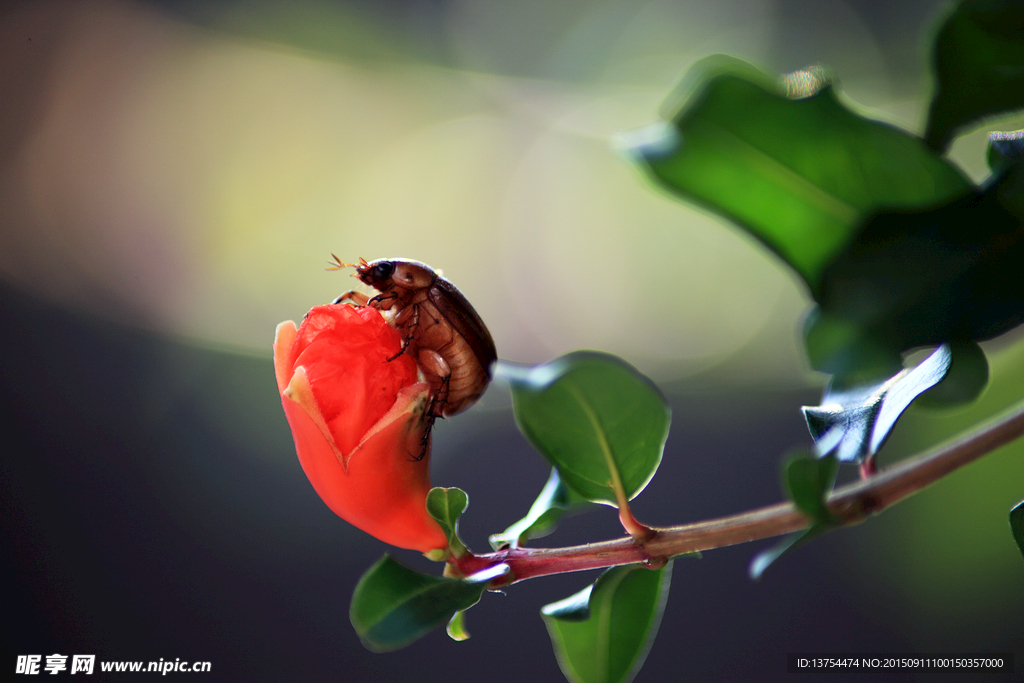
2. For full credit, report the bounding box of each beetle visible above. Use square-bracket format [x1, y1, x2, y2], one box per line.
[330, 256, 497, 458]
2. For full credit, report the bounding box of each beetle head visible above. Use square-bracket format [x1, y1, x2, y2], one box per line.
[356, 258, 437, 292]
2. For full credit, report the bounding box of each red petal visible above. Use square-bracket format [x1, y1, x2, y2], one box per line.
[281, 382, 446, 552]
[273, 320, 299, 394]
[292, 305, 419, 455]
[275, 305, 446, 552]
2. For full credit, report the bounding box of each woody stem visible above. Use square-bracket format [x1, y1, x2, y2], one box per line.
[454, 398, 1024, 584]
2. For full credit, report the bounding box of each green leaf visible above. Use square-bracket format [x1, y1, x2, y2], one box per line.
[987, 130, 1024, 174]
[489, 468, 594, 550]
[426, 487, 469, 557]
[808, 162, 1024, 376]
[749, 526, 829, 580]
[1011, 499, 1024, 562]
[925, 0, 1024, 151]
[499, 353, 670, 507]
[446, 610, 471, 642]
[757, 347, 967, 579]
[749, 451, 842, 579]
[802, 345, 954, 464]
[785, 451, 838, 523]
[542, 562, 673, 683]
[915, 341, 989, 408]
[350, 555, 504, 652]
[543, 583, 595, 622]
[630, 56, 971, 293]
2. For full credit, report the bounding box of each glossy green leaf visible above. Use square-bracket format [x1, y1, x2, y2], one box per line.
[631, 56, 971, 293]
[802, 345, 954, 464]
[915, 341, 989, 408]
[925, 0, 1024, 151]
[1011, 500, 1024, 562]
[754, 344, 957, 579]
[350, 555, 504, 652]
[749, 526, 829, 580]
[785, 451, 838, 523]
[499, 353, 670, 507]
[543, 583, 595, 622]
[446, 610, 471, 642]
[489, 468, 594, 550]
[427, 487, 469, 557]
[542, 562, 673, 683]
[808, 163, 1024, 376]
[987, 130, 1024, 174]
[750, 452, 840, 579]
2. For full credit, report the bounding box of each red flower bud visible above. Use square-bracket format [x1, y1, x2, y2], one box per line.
[274, 304, 447, 553]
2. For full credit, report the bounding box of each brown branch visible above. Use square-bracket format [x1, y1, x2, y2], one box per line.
[455, 399, 1024, 584]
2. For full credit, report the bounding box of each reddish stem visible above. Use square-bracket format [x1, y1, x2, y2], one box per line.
[452, 399, 1024, 586]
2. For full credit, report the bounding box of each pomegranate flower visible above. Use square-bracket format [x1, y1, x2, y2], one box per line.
[274, 303, 447, 553]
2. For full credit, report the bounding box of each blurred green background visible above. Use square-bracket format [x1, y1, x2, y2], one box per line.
[1, 0, 1021, 680]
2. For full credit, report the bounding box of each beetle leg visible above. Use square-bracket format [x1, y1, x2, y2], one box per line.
[333, 290, 370, 305]
[430, 375, 451, 419]
[369, 291, 398, 308]
[411, 414, 444, 462]
[411, 413, 436, 462]
[416, 348, 452, 418]
[387, 304, 420, 361]
[409, 349, 451, 461]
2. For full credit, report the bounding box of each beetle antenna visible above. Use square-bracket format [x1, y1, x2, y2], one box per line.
[326, 253, 357, 271]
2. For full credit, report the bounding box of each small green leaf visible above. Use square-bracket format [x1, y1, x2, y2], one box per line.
[1010, 499, 1024, 562]
[785, 451, 838, 523]
[925, 0, 1024, 151]
[427, 487, 469, 557]
[987, 130, 1024, 175]
[542, 562, 673, 683]
[802, 345, 954, 464]
[446, 610, 471, 642]
[750, 450, 841, 579]
[350, 555, 490, 652]
[489, 468, 594, 549]
[499, 353, 670, 507]
[543, 583, 595, 622]
[749, 526, 829, 580]
[630, 56, 971, 293]
[916, 341, 989, 408]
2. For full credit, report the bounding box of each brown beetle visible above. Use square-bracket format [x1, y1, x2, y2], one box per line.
[330, 256, 497, 457]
